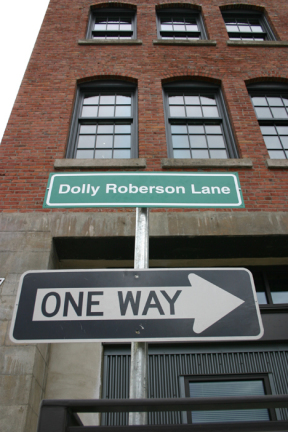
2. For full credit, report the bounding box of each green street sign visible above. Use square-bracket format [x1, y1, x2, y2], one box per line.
[43, 172, 244, 208]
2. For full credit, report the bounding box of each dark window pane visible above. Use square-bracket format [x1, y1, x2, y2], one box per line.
[96, 135, 113, 148]
[78, 135, 95, 148]
[82, 106, 98, 117]
[79, 125, 97, 134]
[114, 135, 131, 148]
[76, 149, 94, 159]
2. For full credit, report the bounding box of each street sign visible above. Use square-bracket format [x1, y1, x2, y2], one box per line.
[10, 268, 263, 343]
[43, 172, 244, 208]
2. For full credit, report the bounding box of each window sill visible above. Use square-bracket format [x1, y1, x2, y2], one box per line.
[266, 159, 288, 169]
[54, 158, 147, 169]
[162, 158, 253, 168]
[78, 39, 143, 45]
[153, 39, 217, 46]
[227, 40, 288, 47]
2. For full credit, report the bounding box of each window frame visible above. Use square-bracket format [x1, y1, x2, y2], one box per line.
[163, 81, 238, 159]
[183, 373, 277, 424]
[222, 9, 276, 41]
[156, 7, 207, 41]
[66, 80, 138, 160]
[86, 7, 137, 40]
[247, 83, 288, 160]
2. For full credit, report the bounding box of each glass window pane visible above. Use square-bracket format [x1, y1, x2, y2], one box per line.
[83, 96, 99, 105]
[161, 24, 173, 31]
[98, 106, 115, 117]
[190, 380, 269, 424]
[251, 25, 263, 32]
[192, 149, 209, 158]
[186, 106, 202, 117]
[173, 149, 191, 158]
[94, 24, 106, 31]
[200, 96, 216, 105]
[268, 150, 286, 159]
[115, 105, 131, 117]
[170, 106, 186, 117]
[81, 106, 98, 117]
[267, 97, 283, 106]
[207, 135, 225, 148]
[260, 126, 277, 135]
[186, 24, 198, 31]
[107, 23, 119, 30]
[239, 25, 251, 32]
[114, 135, 131, 148]
[113, 149, 131, 158]
[267, 271, 288, 304]
[190, 135, 207, 148]
[255, 107, 272, 118]
[283, 98, 288, 106]
[256, 291, 267, 304]
[188, 125, 205, 134]
[116, 95, 131, 105]
[119, 24, 132, 30]
[96, 135, 113, 148]
[205, 125, 222, 134]
[226, 25, 238, 32]
[100, 95, 115, 105]
[171, 125, 188, 134]
[95, 149, 112, 158]
[77, 135, 95, 148]
[169, 96, 184, 105]
[252, 97, 268, 106]
[280, 136, 288, 148]
[185, 96, 200, 105]
[210, 149, 228, 158]
[79, 125, 97, 134]
[276, 126, 288, 134]
[271, 108, 288, 118]
[174, 24, 185, 31]
[97, 125, 114, 134]
[203, 106, 219, 117]
[172, 135, 189, 148]
[263, 136, 282, 149]
[115, 125, 131, 133]
[76, 149, 94, 159]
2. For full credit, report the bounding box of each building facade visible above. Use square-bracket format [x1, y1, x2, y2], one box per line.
[0, 0, 288, 431]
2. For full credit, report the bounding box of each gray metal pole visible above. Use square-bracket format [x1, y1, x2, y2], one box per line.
[129, 207, 149, 425]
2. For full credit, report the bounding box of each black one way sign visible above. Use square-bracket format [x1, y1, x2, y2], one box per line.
[10, 268, 263, 343]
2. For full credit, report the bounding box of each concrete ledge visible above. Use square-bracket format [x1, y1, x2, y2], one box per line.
[161, 158, 253, 168]
[266, 159, 288, 169]
[153, 39, 216, 46]
[78, 39, 142, 45]
[54, 158, 146, 169]
[227, 40, 288, 47]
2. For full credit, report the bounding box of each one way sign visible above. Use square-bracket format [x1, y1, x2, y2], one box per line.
[10, 268, 263, 343]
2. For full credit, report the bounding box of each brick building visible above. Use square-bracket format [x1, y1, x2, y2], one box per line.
[0, 0, 288, 431]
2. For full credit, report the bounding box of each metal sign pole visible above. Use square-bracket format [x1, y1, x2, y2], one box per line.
[129, 207, 149, 425]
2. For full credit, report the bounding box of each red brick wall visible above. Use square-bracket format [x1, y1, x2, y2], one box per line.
[1, 0, 288, 212]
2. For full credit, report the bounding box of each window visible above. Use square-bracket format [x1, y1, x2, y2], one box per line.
[248, 84, 288, 159]
[87, 7, 136, 40]
[66, 81, 137, 159]
[222, 10, 275, 41]
[163, 82, 237, 159]
[250, 266, 288, 305]
[156, 8, 207, 40]
[184, 374, 274, 424]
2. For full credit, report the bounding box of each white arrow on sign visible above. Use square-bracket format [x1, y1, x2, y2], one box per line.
[32, 273, 244, 334]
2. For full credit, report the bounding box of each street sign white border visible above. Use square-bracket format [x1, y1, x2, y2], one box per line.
[10, 268, 263, 344]
[45, 173, 243, 208]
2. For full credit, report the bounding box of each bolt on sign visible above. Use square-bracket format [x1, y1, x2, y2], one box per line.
[43, 172, 244, 208]
[10, 268, 263, 343]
